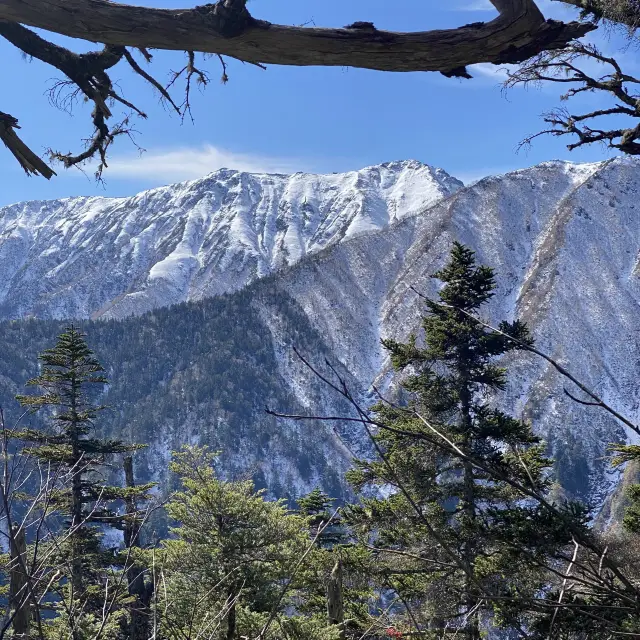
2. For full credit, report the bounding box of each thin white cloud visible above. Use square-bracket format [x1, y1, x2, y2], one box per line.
[95, 145, 310, 182]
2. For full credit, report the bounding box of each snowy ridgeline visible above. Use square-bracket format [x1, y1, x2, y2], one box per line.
[0, 157, 638, 506]
[0, 160, 461, 320]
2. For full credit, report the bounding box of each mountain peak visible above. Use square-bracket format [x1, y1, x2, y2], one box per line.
[0, 157, 638, 506]
[0, 160, 461, 321]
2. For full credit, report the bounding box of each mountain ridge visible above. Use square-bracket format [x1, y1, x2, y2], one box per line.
[0, 159, 462, 321]
[0, 156, 638, 506]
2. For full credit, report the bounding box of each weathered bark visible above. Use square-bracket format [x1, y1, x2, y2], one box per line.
[9, 525, 30, 639]
[326, 558, 344, 638]
[0, 0, 593, 74]
[123, 456, 153, 640]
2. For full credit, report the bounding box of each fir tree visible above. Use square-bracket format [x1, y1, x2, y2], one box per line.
[15, 325, 153, 638]
[347, 243, 560, 639]
[610, 444, 640, 533]
[163, 446, 337, 640]
[297, 488, 347, 550]
[295, 489, 373, 639]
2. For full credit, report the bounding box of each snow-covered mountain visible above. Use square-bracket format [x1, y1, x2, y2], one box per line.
[0, 160, 461, 320]
[0, 157, 638, 507]
[257, 156, 640, 506]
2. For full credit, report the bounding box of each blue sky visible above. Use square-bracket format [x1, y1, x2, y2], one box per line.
[0, 0, 629, 205]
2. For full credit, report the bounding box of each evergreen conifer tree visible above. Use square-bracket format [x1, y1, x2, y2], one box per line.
[296, 489, 370, 638]
[610, 445, 640, 533]
[15, 325, 153, 638]
[347, 243, 559, 638]
[297, 488, 348, 550]
[162, 446, 339, 640]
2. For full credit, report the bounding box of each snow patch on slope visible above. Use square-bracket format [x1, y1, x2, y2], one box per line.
[0, 160, 462, 321]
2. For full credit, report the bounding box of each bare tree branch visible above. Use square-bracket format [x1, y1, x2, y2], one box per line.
[0, 0, 593, 74]
[0, 0, 595, 177]
[123, 49, 181, 114]
[167, 51, 210, 123]
[0, 112, 56, 178]
[507, 42, 640, 154]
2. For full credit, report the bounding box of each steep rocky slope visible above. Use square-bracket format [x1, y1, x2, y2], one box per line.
[268, 157, 640, 504]
[0, 157, 638, 506]
[0, 161, 461, 320]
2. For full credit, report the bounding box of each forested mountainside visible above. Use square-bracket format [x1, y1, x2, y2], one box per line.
[0, 157, 638, 507]
[0, 285, 358, 501]
[0, 160, 460, 320]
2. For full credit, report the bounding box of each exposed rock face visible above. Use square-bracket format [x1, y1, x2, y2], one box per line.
[0, 160, 461, 320]
[0, 157, 638, 506]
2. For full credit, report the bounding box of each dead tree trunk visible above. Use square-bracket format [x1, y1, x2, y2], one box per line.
[226, 588, 237, 640]
[123, 456, 153, 640]
[326, 558, 344, 638]
[9, 524, 30, 639]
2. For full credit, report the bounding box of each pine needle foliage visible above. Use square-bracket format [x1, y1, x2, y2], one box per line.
[14, 325, 153, 638]
[347, 243, 570, 639]
[161, 446, 341, 640]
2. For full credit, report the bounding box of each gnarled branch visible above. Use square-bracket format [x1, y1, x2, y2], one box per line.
[507, 42, 640, 155]
[0, 0, 596, 178]
[0, 0, 593, 74]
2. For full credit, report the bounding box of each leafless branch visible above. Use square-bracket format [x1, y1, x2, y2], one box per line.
[507, 41, 640, 154]
[167, 51, 210, 123]
[0, 0, 594, 177]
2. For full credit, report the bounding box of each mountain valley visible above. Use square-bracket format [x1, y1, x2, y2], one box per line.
[1, 158, 638, 508]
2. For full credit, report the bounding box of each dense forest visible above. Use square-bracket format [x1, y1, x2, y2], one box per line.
[0, 279, 357, 501]
[3, 244, 640, 639]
